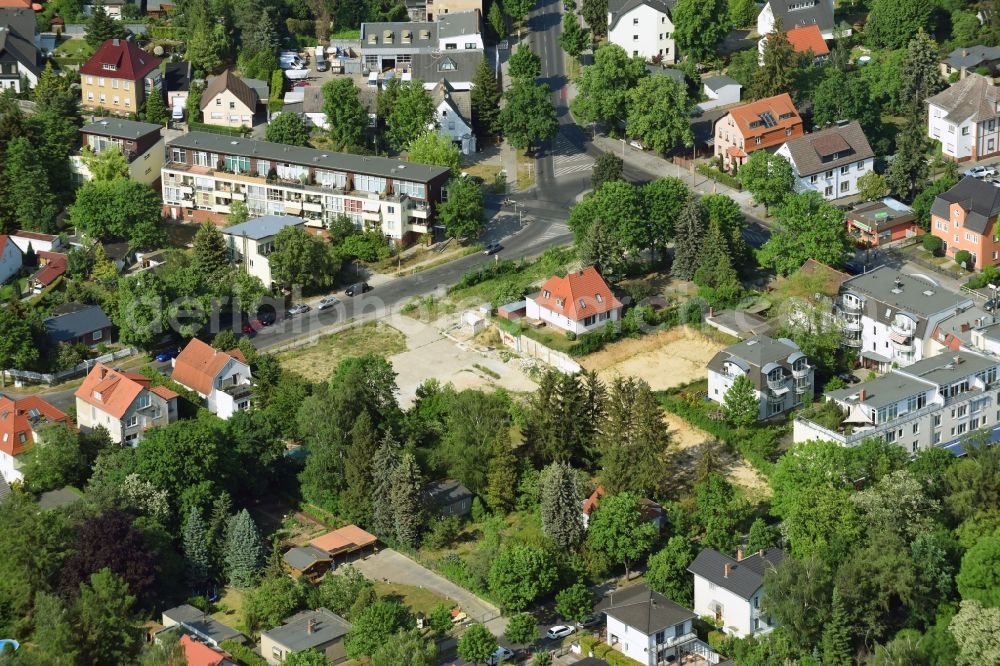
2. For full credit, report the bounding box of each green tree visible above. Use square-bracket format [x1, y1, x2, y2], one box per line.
[956, 536, 1000, 607]
[559, 11, 590, 59]
[20, 423, 87, 492]
[598, 377, 672, 496]
[722, 374, 758, 428]
[114, 271, 167, 348]
[231, 270, 268, 313]
[5, 136, 58, 232]
[371, 433, 402, 539]
[187, 81, 206, 120]
[821, 587, 853, 666]
[865, 0, 932, 50]
[227, 200, 249, 227]
[737, 150, 793, 212]
[850, 469, 939, 542]
[70, 178, 165, 248]
[318, 565, 372, 617]
[458, 623, 498, 664]
[281, 650, 329, 666]
[746, 518, 778, 553]
[471, 59, 502, 136]
[887, 111, 930, 202]
[192, 221, 231, 283]
[268, 225, 338, 290]
[695, 473, 752, 553]
[408, 129, 461, 175]
[509, 44, 542, 80]
[672, 0, 729, 62]
[345, 600, 413, 659]
[370, 629, 437, 666]
[810, 70, 882, 146]
[540, 461, 585, 549]
[693, 218, 742, 303]
[85, 2, 125, 48]
[500, 79, 558, 150]
[757, 191, 851, 275]
[225, 509, 264, 588]
[522, 369, 604, 466]
[646, 536, 695, 606]
[555, 582, 594, 624]
[265, 112, 312, 146]
[591, 152, 623, 191]
[504, 612, 537, 644]
[729, 0, 757, 28]
[76, 568, 142, 666]
[586, 491, 658, 578]
[488, 1, 507, 40]
[761, 554, 833, 649]
[488, 544, 558, 611]
[669, 195, 705, 281]
[753, 20, 796, 99]
[438, 176, 485, 239]
[626, 75, 694, 153]
[899, 28, 944, 112]
[269, 69, 284, 113]
[342, 412, 378, 525]
[391, 452, 424, 548]
[183, 507, 212, 591]
[581, 0, 608, 38]
[579, 218, 628, 280]
[950, 599, 1000, 666]
[29, 592, 79, 665]
[387, 81, 435, 151]
[323, 78, 369, 149]
[571, 44, 647, 128]
[858, 171, 888, 201]
[486, 430, 518, 513]
[428, 603, 454, 634]
[81, 145, 129, 181]
[243, 575, 305, 633]
[143, 91, 169, 126]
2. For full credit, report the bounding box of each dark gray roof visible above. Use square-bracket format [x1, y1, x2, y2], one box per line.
[781, 121, 874, 177]
[930, 176, 1000, 234]
[688, 548, 785, 600]
[596, 583, 695, 634]
[283, 545, 331, 571]
[826, 371, 929, 410]
[411, 50, 482, 86]
[164, 61, 193, 93]
[361, 21, 436, 50]
[43, 305, 113, 344]
[438, 10, 481, 39]
[608, 0, 675, 32]
[707, 335, 801, 389]
[766, 0, 834, 33]
[0, 7, 37, 43]
[0, 24, 41, 77]
[169, 131, 450, 183]
[848, 198, 914, 233]
[431, 80, 472, 123]
[645, 64, 686, 83]
[262, 608, 351, 652]
[221, 215, 304, 241]
[926, 73, 1000, 123]
[37, 487, 83, 511]
[943, 45, 1000, 71]
[81, 118, 163, 141]
[704, 75, 740, 92]
[162, 604, 246, 645]
[424, 479, 472, 505]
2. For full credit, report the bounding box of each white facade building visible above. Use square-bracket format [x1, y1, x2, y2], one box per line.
[707, 335, 814, 421]
[757, 0, 842, 40]
[775, 120, 875, 201]
[221, 215, 305, 288]
[525, 267, 623, 336]
[607, 0, 676, 63]
[0, 234, 23, 285]
[927, 73, 1000, 162]
[689, 548, 785, 639]
[171, 338, 252, 420]
[431, 81, 476, 155]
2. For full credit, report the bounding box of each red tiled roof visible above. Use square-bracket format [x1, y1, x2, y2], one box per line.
[785, 25, 829, 56]
[80, 38, 161, 81]
[31, 252, 67, 286]
[309, 524, 378, 554]
[150, 385, 179, 401]
[0, 394, 74, 457]
[727, 93, 802, 144]
[0, 0, 31, 7]
[180, 635, 230, 666]
[75, 363, 155, 419]
[531, 266, 622, 322]
[582, 485, 663, 520]
[726, 146, 747, 159]
[13, 230, 58, 242]
[171, 338, 247, 395]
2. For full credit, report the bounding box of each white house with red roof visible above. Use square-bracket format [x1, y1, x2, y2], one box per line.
[0, 393, 74, 483]
[75, 363, 178, 445]
[0, 234, 23, 285]
[525, 266, 623, 335]
[171, 338, 251, 419]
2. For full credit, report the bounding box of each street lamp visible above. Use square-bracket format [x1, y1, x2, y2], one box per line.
[621, 138, 626, 158]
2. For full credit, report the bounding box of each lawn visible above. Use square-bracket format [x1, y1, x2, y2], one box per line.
[521, 323, 579, 353]
[446, 247, 577, 306]
[373, 581, 453, 617]
[212, 587, 247, 633]
[329, 28, 361, 39]
[52, 37, 94, 65]
[516, 150, 536, 191]
[277, 321, 407, 382]
[0, 277, 27, 301]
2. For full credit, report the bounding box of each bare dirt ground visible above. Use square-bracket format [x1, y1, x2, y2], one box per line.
[581, 327, 727, 390]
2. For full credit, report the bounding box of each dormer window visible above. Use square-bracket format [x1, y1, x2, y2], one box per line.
[556, 297, 565, 307]
[102, 63, 117, 71]
[93, 391, 102, 401]
[596, 293, 603, 303]
[543, 289, 551, 299]
[578, 298, 586, 309]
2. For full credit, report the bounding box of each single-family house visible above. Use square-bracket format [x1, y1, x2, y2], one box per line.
[525, 266, 623, 336]
[261, 608, 352, 665]
[846, 198, 917, 247]
[926, 73, 1000, 162]
[607, 0, 676, 64]
[595, 583, 718, 666]
[171, 338, 251, 419]
[698, 75, 741, 113]
[83, 0, 126, 18]
[308, 524, 378, 561]
[774, 120, 875, 200]
[940, 45, 1000, 81]
[431, 79, 475, 154]
[0, 234, 22, 285]
[707, 335, 814, 420]
[75, 363, 179, 445]
[80, 37, 162, 113]
[9, 230, 63, 254]
[42, 304, 115, 348]
[758, 23, 828, 65]
[161, 604, 247, 648]
[179, 635, 236, 666]
[757, 0, 845, 40]
[0, 21, 40, 92]
[714, 94, 803, 171]
[222, 215, 305, 288]
[283, 545, 333, 581]
[582, 485, 664, 530]
[0, 394, 74, 483]
[929, 176, 1000, 270]
[164, 60, 193, 112]
[689, 548, 785, 638]
[281, 84, 377, 132]
[201, 70, 259, 128]
[424, 479, 473, 517]
[0, 2, 36, 45]
[72, 117, 165, 186]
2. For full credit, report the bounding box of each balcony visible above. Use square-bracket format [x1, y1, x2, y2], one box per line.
[840, 299, 862, 313]
[843, 318, 861, 331]
[795, 382, 810, 394]
[891, 338, 914, 353]
[283, 202, 303, 214]
[890, 323, 916, 339]
[302, 201, 323, 213]
[843, 334, 862, 347]
[766, 376, 786, 392]
[792, 364, 811, 378]
[410, 205, 430, 219]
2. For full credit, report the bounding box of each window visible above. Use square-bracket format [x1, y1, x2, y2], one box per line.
[126, 415, 138, 428]
[785, 128, 792, 135]
[841, 165, 850, 174]
[98, 77, 105, 87]
[633, 17, 639, 24]
[216, 98, 221, 106]
[112, 79, 118, 89]
[633, 35, 639, 40]
[825, 185, 833, 196]
[755, 136, 762, 144]
[841, 181, 850, 193]
[810, 175, 817, 183]
[229, 101, 235, 109]
[99, 93, 106, 103]
[113, 96, 120, 105]
[93, 330, 103, 341]
[124, 81, 130, 91]
[933, 431, 941, 444]
[857, 161, 864, 171]
[445, 43, 457, 49]
[962, 126, 970, 136]
[913, 423, 919, 435]
[86, 76, 93, 85]
[465, 42, 476, 49]
[825, 170, 833, 178]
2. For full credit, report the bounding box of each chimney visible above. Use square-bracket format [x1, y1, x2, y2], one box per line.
[112, 38, 120, 46]
[736, 548, 744, 561]
[963, 49, 968, 58]
[99, 366, 108, 379]
[307, 618, 316, 634]
[954, 355, 963, 364]
[858, 388, 866, 401]
[758, 549, 765, 557]
[724, 563, 732, 578]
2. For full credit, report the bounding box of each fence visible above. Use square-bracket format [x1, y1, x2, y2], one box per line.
[5, 347, 138, 387]
[499, 329, 581, 374]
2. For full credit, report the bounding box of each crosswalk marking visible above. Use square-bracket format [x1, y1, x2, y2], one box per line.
[551, 132, 593, 179]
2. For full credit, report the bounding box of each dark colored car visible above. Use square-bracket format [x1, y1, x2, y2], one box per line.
[154, 347, 180, 362]
[345, 282, 371, 297]
[483, 242, 503, 255]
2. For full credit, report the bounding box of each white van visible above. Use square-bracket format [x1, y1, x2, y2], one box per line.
[314, 46, 328, 71]
[171, 96, 184, 121]
[367, 71, 379, 88]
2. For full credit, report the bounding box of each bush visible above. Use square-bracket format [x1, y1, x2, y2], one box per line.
[422, 516, 462, 550]
[956, 249, 973, 268]
[566, 331, 577, 341]
[922, 233, 943, 254]
[220, 640, 268, 666]
[449, 260, 521, 292]
[696, 164, 742, 190]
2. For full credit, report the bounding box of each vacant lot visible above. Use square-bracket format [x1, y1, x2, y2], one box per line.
[277, 321, 407, 382]
[373, 581, 452, 616]
[581, 327, 727, 390]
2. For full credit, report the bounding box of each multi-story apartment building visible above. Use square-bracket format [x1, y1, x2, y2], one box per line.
[929, 176, 1000, 270]
[75, 363, 179, 445]
[361, 10, 481, 73]
[607, 0, 677, 64]
[79, 37, 162, 113]
[775, 120, 874, 201]
[71, 118, 165, 186]
[795, 349, 1000, 454]
[714, 93, 803, 171]
[757, 0, 843, 40]
[926, 73, 1000, 162]
[161, 132, 450, 244]
[221, 215, 305, 288]
[707, 335, 814, 420]
[838, 267, 973, 370]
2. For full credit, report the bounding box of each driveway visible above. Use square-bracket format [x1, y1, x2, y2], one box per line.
[350, 548, 504, 633]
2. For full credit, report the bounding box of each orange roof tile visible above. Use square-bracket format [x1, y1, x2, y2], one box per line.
[785, 25, 830, 56]
[309, 524, 378, 554]
[726, 93, 802, 147]
[150, 385, 179, 401]
[582, 485, 607, 515]
[0, 394, 74, 457]
[75, 363, 154, 419]
[0, 0, 31, 7]
[180, 635, 229, 666]
[532, 266, 622, 322]
[171, 338, 247, 395]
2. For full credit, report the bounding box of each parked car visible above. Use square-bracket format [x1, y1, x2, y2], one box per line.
[547, 625, 574, 640]
[293, 81, 310, 88]
[286, 303, 311, 316]
[580, 614, 601, 628]
[964, 165, 997, 178]
[483, 242, 503, 255]
[837, 373, 859, 385]
[317, 295, 341, 310]
[242, 319, 265, 334]
[345, 282, 371, 297]
[628, 139, 645, 150]
[154, 347, 180, 362]
[486, 646, 515, 665]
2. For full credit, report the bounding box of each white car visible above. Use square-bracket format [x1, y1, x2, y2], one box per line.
[628, 139, 645, 150]
[964, 165, 997, 179]
[486, 646, 515, 665]
[547, 625, 574, 640]
[317, 295, 341, 310]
